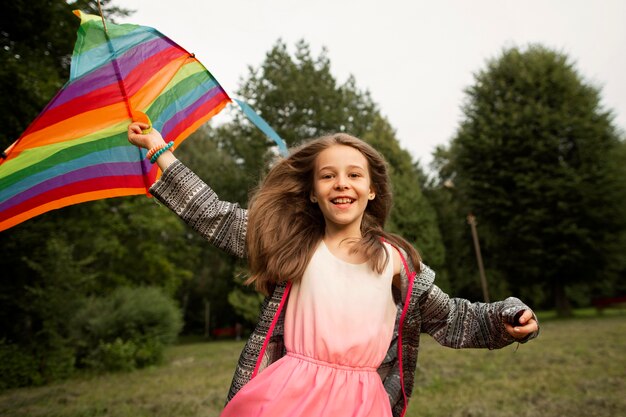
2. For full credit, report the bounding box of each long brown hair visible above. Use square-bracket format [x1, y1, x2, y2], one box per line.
[246, 133, 421, 294]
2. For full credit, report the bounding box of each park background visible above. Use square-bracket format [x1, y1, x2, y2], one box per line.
[1, 1, 625, 416]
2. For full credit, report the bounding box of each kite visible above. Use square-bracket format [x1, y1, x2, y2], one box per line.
[0, 10, 286, 232]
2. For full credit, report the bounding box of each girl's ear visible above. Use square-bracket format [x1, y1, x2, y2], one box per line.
[368, 187, 376, 201]
[310, 193, 318, 203]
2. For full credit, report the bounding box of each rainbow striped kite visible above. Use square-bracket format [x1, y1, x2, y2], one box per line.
[0, 11, 231, 231]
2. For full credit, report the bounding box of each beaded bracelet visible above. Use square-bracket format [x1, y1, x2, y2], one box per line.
[150, 141, 174, 164]
[146, 142, 167, 160]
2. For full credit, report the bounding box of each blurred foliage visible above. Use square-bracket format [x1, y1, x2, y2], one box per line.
[0, 336, 75, 389]
[70, 286, 183, 370]
[171, 127, 247, 334]
[228, 287, 265, 325]
[428, 45, 626, 315]
[361, 114, 445, 275]
[0, 339, 41, 389]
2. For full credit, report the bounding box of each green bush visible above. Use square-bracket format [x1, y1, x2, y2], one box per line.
[134, 337, 165, 367]
[84, 338, 137, 372]
[0, 339, 74, 390]
[71, 287, 182, 371]
[36, 341, 75, 382]
[0, 340, 39, 390]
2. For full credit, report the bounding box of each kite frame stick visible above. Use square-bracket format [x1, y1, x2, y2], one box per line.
[96, 0, 109, 33]
[95, 1, 133, 122]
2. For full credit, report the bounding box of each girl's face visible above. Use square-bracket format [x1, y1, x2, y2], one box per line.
[311, 144, 375, 236]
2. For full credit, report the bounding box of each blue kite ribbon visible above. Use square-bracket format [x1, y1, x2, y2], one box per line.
[234, 99, 288, 157]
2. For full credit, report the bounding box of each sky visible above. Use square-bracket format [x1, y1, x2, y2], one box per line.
[114, 0, 626, 168]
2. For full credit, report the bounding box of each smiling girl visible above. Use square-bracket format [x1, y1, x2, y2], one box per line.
[128, 123, 539, 417]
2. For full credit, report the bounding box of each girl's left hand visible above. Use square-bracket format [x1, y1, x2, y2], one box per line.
[504, 309, 539, 339]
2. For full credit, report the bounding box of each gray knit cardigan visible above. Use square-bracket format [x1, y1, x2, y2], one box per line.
[150, 160, 538, 417]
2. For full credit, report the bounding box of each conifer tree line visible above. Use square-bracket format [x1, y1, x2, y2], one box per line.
[1, 0, 624, 386]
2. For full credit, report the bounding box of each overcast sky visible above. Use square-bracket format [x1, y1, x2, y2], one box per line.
[115, 0, 626, 168]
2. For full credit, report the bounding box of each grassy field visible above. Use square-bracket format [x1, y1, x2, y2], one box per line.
[1, 312, 624, 417]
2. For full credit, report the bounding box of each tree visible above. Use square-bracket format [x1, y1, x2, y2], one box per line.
[238, 40, 379, 145]
[171, 126, 251, 334]
[362, 115, 445, 271]
[440, 45, 626, 315]
[425, 146, 512, 300]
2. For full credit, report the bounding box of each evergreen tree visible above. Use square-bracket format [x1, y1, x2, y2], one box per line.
[441, 45, 626, 315]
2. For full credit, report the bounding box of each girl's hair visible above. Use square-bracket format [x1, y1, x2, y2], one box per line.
[246, 133, 422, 294]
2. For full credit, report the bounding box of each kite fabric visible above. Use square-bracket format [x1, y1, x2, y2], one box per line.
[0, 11, 232, 232]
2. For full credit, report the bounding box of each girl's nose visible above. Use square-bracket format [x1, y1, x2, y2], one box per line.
[334, 175, 348, 190]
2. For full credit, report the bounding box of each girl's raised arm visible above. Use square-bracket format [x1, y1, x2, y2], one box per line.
[418, 283, 539, 350]
[128, 123, 248, 258]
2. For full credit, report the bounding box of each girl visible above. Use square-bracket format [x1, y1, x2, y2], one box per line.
[128, 123, 539, 417]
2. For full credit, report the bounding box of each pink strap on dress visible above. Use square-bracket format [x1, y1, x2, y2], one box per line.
[251, 281, 293, 378]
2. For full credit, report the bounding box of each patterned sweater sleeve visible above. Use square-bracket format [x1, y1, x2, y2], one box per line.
[149, 160, 248, 258]
[418, 269, 538, 349]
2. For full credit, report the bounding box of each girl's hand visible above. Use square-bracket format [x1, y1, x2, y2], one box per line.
[128, 122, 177, 170]
[128, 122, 165, 150]
[504, 309, 539, 339]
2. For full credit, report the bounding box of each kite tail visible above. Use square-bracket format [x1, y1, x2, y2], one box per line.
[234, 99, 288, 157]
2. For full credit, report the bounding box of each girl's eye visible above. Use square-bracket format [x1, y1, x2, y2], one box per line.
[349, 173, 361, 178]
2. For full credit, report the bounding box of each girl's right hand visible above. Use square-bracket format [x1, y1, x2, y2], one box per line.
[128, 122, 178, 171]
[128, 122, 165, 150]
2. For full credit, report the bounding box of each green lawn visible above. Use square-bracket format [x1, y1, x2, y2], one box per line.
[1, 313, 624, 417]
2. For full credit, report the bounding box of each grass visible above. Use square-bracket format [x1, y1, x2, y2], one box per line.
[0, 313, 624, 417]
[408, 312, 626, 417]
[0, 340, 245, 417]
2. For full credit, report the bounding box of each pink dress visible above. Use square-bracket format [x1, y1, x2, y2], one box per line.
[221, 241, 397, 417]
